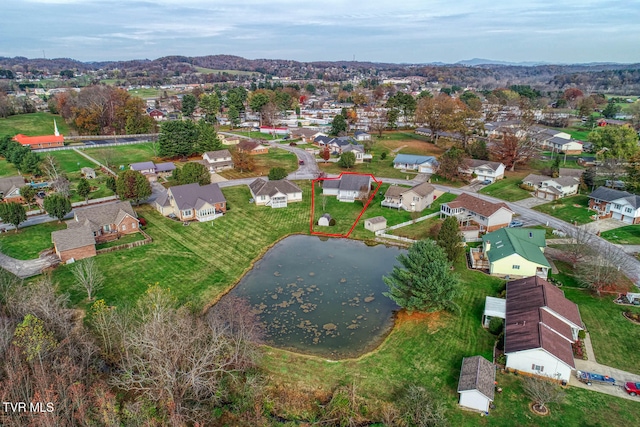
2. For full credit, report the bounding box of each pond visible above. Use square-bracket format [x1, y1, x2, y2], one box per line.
[225, 235, 404, 358]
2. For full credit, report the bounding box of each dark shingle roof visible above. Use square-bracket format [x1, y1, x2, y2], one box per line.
[589, 186, 631, 202]
[52, 225, 95, 252]
[467, 159, 504, 171]
[69, 201, 137, 233]
[130, 161, 156, 171]
[168, 183, 226, 211]
[204, 149, 232, 160]
[446, 193, 512, 218]
[457, 356, 495, 401]
[155, 162, 176, 172]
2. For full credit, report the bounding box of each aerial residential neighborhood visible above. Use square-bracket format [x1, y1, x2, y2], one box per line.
[1, 2, 640, 424]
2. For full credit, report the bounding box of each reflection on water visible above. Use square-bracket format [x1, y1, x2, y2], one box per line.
[226, 235, 404, 358]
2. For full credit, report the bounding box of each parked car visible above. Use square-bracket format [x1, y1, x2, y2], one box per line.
[624, 382, 640, 396]
[282, 135, 290, 140]
[481, 179, 492, 185]
[298, 160, 305, 165]
[509, 220, 524, 228]
[577, 370, 616, 386]
[36, 191, 46, 198]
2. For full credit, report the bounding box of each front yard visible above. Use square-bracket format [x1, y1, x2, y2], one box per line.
[601, 225, 640, 245]
[478, 176, 532, 201]
[533, 195, 594, 225]
[0, 221, 66, 260]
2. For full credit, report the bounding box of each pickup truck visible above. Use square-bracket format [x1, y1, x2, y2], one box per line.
[576, 370, 616, 386]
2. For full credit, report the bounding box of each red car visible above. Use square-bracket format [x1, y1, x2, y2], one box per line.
[624, 382, 640, 396]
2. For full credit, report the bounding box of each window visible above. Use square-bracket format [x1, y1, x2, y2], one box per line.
[625, 207, 633, 213]
[122, 224, 127, 231]
[531, 364, 544, 372]
[614, 204, 622, 210]
[132, 223, 137, 229]
[183, 209, 192, 217]
[512, 265, 520, 270]
[413, 196, 419, 202]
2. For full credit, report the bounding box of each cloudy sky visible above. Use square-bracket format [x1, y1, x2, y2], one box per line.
[2, 0, 638, 64]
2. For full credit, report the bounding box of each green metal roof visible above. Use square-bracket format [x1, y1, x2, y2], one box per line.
[482, 228, 550, 267]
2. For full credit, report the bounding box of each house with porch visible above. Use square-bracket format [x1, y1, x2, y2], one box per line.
[249, 178, 302, 208]
[522, 174, 580, 201]
[504, 276, 583, 381]
[478, 228, 550, 279]
[156, 183, 226, 222]
[130, 161, 176, 181]
[392, 154, 439, 174]
[322, 174, 372, 202]
[460, 159, 505, 183]
[202, 149, 234, 172]
[0, 176, 27, 203]
[440, 193, 513, 237]
[382, 182, 442, 212]
[341, 143, 372, 163]
[588, 186, 640, 224]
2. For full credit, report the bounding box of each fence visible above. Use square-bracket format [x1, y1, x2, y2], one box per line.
[64, 133, 159, 141]
[372, 212, 441, 244]
[96, 229, 152, 255]
[35, 139, 156, 153]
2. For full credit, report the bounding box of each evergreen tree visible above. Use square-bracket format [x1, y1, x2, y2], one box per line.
[20, 152, 41, 175]
[76, 178, 91, 202]
[467, 139, 489, 160]
[338, 151, 356, 169]
[550, 156, 561, 178]
[330, 114, 347, 136]
[268, 167, 288, 181]
[383, 239, 460, 313]
[175, 162, 210, 186]
[43, 193, 72, 222]
[196, 120, 222, 153]
[115, 170, 152, 205]
[199, 92, 220, 124]
[106, 176, 117, 193]
[181, 94, 198, 118]
[436, 216, 464, 262]
[0, 202, 27, 232]
[158, 120, 199, 158]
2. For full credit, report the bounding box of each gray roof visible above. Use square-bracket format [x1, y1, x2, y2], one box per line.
[249, 178, 301, 198]
[0, 176, 27, 195]
[589, 186, 638, 205]
[341, 144, 364, 153]
[130, 161, 156, 171]
[393, 154, 438, 166]
[457, 356, 495, 401]
[80, 167, 95, 174]
[204, 149, 232, 161]
[69, 201, 137, 233]
[155, 162, 176, 172]
[411, 182, 436, 197]
[467, 159, 504, 171]
[366, 216, 386, 224]
[330, 174, 371, 192]
[52, 225, 95, 252]
[384, 185, 407, 198]
[168, 183, 226, 211]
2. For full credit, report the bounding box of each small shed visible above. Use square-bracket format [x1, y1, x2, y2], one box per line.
[364, 216, 387, 232]
[482, 296, 506, 328]
[318, 213, 332, 227]
[627, 292, 640, 305]
[81, 167, 96, 179]
[457, 356, 496, 413]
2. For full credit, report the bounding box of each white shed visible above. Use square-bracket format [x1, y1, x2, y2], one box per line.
[458, 356, 496, 413]
[364, 216, 387, 232]
[482, 296, 506, 328]
[318, 213, 332, 226]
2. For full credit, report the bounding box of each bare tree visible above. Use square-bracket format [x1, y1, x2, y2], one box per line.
[523, 375, 565, 413]
[575, 241, 631, 295]
[42, 155, 71, 196]
[101, 147, 117, 169]
[71, 258, 105, 301]
[400, 385, 448, 427]
[562, 224, 596, 263]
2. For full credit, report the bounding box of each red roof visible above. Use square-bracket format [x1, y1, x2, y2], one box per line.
[13, 134, 64, 146]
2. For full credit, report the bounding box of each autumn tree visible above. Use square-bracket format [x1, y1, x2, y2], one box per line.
[42, 155, 70, 196]
[523, 376, 566, 414]
[467, 139, 490, 160]
[588, 125, 639, 160]
[437, 147, 469, 181]
[625, 152, 640, 193]
[321, 146, 331, 163]
[76, 178, 91, 202]
[436, 216, 464, 262]
[71, 258, 104, 301]
[415, 93, 466, 145]
[0, 202, 27, 232]
[115, 170, 152, 205]
[173, 162, 211, 186]
[43, 193, 71, 222]
[19, 184, 36, 209]
[400, 385, 448, 427]
[575, 240, 630, 295]
[232, 151, 256, 173]
[490, 131, 538, 171]
[338, 151, 356, 169]
[383, 239, 460, 313]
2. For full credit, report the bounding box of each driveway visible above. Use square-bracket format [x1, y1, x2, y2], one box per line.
[580, 218, 628, 233]
[513, 196, 548, 209]
[0, 252, 59, 279]
[569, 332, 640, 401]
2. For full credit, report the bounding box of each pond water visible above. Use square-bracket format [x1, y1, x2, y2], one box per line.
[225, 235, 404, 358]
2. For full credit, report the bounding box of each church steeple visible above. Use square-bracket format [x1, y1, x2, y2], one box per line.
[54, 119, 59, 136]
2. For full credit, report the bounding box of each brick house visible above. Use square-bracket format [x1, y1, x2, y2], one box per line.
[588, 186, 640, 224]
[51, 225, 97, 263]
[237, 140, 268, 155]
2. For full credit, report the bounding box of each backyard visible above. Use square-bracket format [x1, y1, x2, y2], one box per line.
[533, 195, 594, 225]
[0, 221, 66, 260]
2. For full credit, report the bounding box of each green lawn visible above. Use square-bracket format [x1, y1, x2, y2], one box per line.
[52, 183, 312, 309]
[478, 177, 532, 201]
[601, 225, 640, 244]
[0, 112, 71, 138]
[0, 222, 66, 260]
[0, 159, 18, 177]
[218, 148, 298, 179]
[68, 171, 115, 203]
[80, 143, 158, 169]
[128, 88, 163, 98]
[533, 195, 594, 225]
[552, 127, 591, 141]
[318, 157, 422, 180]
[312, 182, 371, 236]
[48, 149, 96, 173]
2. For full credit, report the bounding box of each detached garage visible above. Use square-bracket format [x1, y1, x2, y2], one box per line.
[364, 216, 387, 232]
[457, 356, 496, 413]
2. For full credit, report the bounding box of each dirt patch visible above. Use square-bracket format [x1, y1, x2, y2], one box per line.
[395, 309, 445, 329]
[529, 402, 550, 416]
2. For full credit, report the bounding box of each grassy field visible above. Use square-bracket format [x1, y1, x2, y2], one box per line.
[218, 148, 298, 179]
[601, 225, 640, 244]
[95, 232, 146, 250]
[128, 88, 164, 98]
[0, 112, 71, 138]
[0, 222, 65, 259]
[478, 176, 532, 201]
[68, 171, 115, 203]
[0, 159, 18, 177]
[552, 126, 592, 141]
[80, 143, 158, 169]
[48, 149, 96, 173]
[533, 195, 594, 225]
[312, 182, 373, 236]
[52, 183, 312, 309]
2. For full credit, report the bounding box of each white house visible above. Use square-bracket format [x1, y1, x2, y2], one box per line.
[341, 144, 372, 163]
[354, 130, 371, 141]
[461, 159, 505, 183]
[392, 154, 439, 174]
[589, 186, 640, 224]
[522, 174, 580, 201]
[482, 296, 506, 328]
[322, 174, 372, 203]
[248, 178, 302, 208]
[457, 356, 496, 413]
[504, 277, 583, 381]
